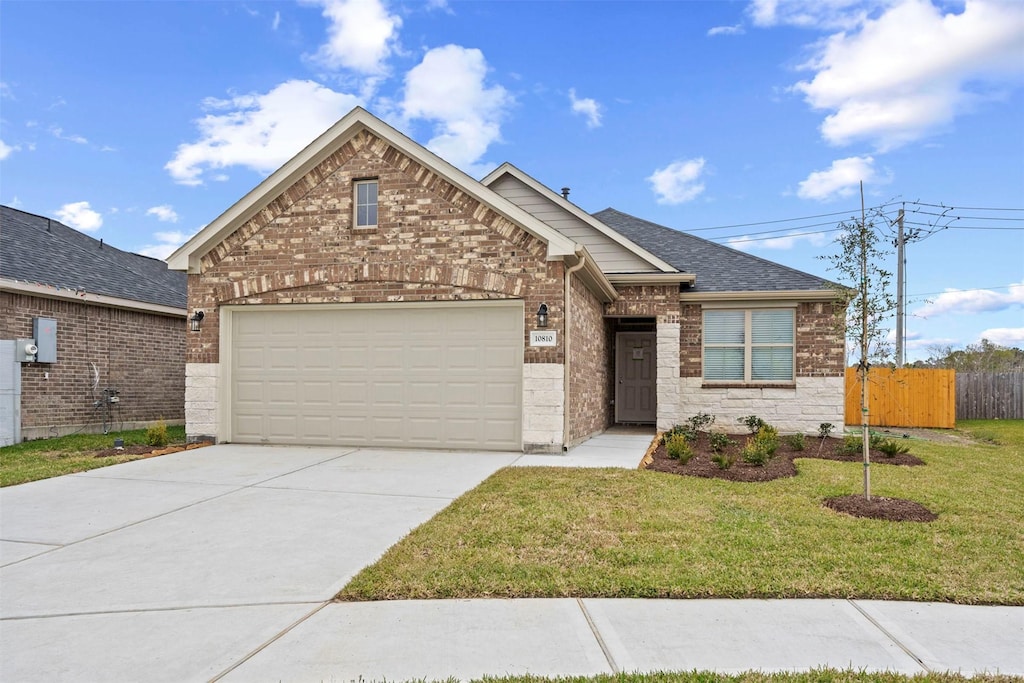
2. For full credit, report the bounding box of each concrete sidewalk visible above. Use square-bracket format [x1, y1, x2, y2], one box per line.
[219, 598, 1023, 680]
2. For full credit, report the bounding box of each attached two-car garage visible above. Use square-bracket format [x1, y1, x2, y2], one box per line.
[225, 301, 524, 451]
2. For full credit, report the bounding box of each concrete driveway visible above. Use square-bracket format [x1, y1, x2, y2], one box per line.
[0, 444, 521, 681]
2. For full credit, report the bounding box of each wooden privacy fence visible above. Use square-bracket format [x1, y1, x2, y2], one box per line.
[845, 368, 956, 429]
[956, 372, 1024, 420]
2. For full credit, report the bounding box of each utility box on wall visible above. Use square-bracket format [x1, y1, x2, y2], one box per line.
[32, 317, 57, 363]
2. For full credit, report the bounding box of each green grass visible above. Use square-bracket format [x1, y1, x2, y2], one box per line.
[446, 674, 1020, 683]
[0, 425, 186, 487]
[339, 421, 1024, 605]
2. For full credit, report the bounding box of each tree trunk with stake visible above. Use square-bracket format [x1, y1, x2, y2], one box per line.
[859, 182, 870, 501]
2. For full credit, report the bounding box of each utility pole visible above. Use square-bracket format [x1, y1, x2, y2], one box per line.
[895, 207, 905, 368]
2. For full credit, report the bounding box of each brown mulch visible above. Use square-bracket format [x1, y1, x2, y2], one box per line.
[91, 443, 210, 458]
[644, 432, 936, 522]
[645, 433, 924, 483]
[823, 495, 938, 522]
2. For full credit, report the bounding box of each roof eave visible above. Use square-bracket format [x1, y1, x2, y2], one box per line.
[607, 272, 697, 286]
[0, 278, 187, 317]
[679, 289, 844, 303]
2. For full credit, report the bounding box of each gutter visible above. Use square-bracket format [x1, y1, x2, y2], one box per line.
[0, 278, 186, 318]
[562, 251, 588, 451]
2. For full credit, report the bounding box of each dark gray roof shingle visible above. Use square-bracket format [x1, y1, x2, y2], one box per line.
[0, 205, 187, 310]
[594, 208, 835, 293]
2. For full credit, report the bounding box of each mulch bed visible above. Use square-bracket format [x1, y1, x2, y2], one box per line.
[644, 432, 936, 522]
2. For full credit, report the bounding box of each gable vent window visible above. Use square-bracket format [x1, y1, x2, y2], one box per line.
[355, 179, 378, 228]
[703, 308, 794, 383]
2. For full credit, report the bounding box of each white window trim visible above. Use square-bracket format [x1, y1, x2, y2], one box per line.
[354, 179, 378, 229]
[703, 308, 796, 384]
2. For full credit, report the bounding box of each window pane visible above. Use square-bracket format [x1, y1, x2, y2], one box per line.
[751, 310, 793, 344]
[704, 347, 744, 380]
[366, 204, 377, 226]
[357, 183, 369, 203]
[752, 346, 793, 381]
[705, 311, 745, 344]
[357, 206, 368, 226]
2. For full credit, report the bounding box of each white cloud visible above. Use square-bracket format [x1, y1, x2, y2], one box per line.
[305, 0, 401, 74]
[0, 139, 16, 160]
[146, 205, 180, 223]
[56, 201, 103, 233]
[569, 88, 603, 128]
[272, 11, 281, 30]
[708, 24, 746, 36]
[727, 229, 831, 251]
[977, 327, 1024, 347]
[166, 79, 362, 185]
[797, 155, 890, 200]
[0, 82, 14, 99]
[915, 282, 1024, 318]
[400, 45, 511, 176]
[647, 158, 707, 204]
[791, 0, 1024, 150]
[138, 231, 189, 260]
[748, 0, 880, 29]
[50, 126, 88, 144]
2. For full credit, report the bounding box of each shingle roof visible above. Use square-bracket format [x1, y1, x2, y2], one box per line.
[593, 208, 835, 293]
[0, 205, 187, 310]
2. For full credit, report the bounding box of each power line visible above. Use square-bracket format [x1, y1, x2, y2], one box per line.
[903, 201, 1024, 212]
[713, 228, 843, 244]
[682, 204, 893, 232]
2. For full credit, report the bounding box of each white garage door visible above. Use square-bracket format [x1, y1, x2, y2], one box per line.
[229, 302, 523, 450]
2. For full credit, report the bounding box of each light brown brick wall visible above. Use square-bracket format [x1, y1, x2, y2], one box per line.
[568, 274, 612, 442]
[1, 292, 185, 433]
[188, 129, 565, 365]
[604, 285, 679, 322]
[678, 300, 845, 379]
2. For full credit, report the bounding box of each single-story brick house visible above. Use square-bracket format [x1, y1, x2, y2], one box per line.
[0, 206, 187, 444]
[168, 107, 845, 453]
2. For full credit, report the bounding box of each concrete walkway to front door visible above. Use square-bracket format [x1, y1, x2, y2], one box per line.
[514, 425, 656, 469]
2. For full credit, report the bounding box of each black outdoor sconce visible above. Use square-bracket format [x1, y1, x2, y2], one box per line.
[189, 310, 205, 332]
[536, 303, 549, 328]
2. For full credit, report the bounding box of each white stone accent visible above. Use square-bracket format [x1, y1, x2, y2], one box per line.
[656, 323, 681, 431]
[185, 363, 219, 441]
[522, 363, 564, 452]
[677, 376, 844, 434]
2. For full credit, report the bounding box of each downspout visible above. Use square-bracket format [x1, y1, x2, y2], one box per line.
[562, 251, 587, 451]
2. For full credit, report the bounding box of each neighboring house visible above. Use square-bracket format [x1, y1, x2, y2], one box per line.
[168, 107, 845, 453]
[0, 206, 187, 444]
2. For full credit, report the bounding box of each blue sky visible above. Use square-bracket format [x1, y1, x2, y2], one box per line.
[1, 0, 1022, 359]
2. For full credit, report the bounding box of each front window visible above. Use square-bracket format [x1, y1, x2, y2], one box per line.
[355, 179, 378, 228]
[703, 309, 794, 382]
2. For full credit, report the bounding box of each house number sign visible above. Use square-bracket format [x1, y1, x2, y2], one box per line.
[530, 330, 557, 347]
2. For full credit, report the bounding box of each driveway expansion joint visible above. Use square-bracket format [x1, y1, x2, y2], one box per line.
[576, 597, 619, 673]
[0, 600, 326, 622]
[848, 599, 931, 672]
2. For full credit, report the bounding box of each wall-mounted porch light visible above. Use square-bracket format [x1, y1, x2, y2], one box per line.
[536, 303, 549, 328]
[189, 310, 205, 332]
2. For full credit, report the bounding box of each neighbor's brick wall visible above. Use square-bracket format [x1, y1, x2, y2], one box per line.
[188, 129, 566, 368]
[568, 274, 612, 443]
[1, 292, 185, 435]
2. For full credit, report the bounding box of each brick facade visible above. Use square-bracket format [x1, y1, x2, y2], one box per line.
[568, 273, 612, 443]
[1, 292, 185, 438]
[188, 130, 565, 366]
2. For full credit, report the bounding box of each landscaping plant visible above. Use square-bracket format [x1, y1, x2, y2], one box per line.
[878, 439, 911, 458]
[785, 433, 806, 451]
[708, 432, 733, 454]
[738, 415, 767, 434]
[710, 451, 737, 470]
[145, 419, 169, 447]
[666, 434, 695, 463]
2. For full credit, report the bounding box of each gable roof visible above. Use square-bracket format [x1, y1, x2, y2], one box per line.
[167, 107, 581, 273]
[594, 208, 836, 295]
[0, 205, 187, 311]
[481, 163, 679, 274]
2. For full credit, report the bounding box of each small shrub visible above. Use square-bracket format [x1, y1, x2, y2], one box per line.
[660, 425, 688, 445]
[711, 451, 737, 469]
[785, 433, 806, 451]
[666, 434, 694, 463]
[685, 412, 716, 434]
[818, 422, 835, 439]
[877, 439, 911, 457]
[840, 435, 862, 456]
[145, 419, 169, 448]
[709, 432, 733, 453]
[742, 425, 779, 465]
[869, 431, 886, 449]
[738, 415, 767, 434]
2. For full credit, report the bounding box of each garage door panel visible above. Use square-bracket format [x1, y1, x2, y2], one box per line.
[231, 303, 522, 450]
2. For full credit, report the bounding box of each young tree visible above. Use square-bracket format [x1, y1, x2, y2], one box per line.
[819, 192, 896, 500]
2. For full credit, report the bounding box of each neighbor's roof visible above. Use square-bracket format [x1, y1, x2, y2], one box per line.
[0, 205, 187, 310]
[594, 208, 835, 293]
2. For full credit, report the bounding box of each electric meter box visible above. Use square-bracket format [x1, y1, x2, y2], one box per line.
[32, 317, 57, 363]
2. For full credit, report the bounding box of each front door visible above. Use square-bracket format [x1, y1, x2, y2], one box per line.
[615, 332, 656, 424]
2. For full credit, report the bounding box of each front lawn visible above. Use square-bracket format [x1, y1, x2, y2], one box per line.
[458, 673, 1017, 683]
[339, 421, 1024, 605]
[0, 425, 186, 487]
